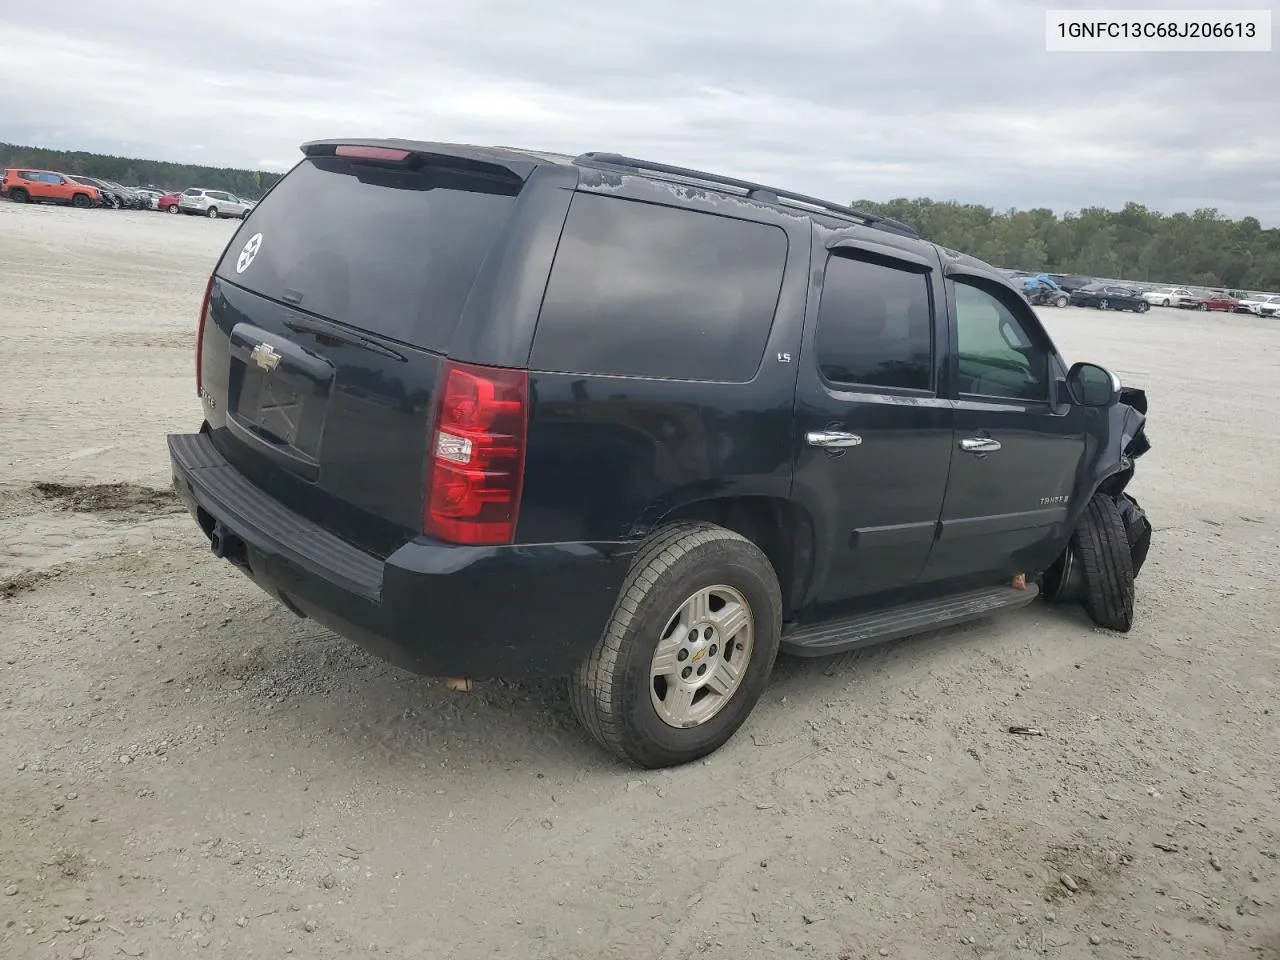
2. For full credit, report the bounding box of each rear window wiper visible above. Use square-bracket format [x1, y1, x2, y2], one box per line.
[281, 314, 406, 362]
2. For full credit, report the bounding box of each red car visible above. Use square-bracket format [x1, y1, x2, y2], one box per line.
[1180, 291, 1238, 312]
[159, 192, 182, 213]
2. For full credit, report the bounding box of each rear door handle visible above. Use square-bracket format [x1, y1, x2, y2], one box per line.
[959, 437, 1002, 453]
[807, 430, 863, 448]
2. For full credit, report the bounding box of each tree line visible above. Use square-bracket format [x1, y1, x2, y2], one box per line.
[5, 141, 1276, 290]
[0, 143, 284, 200]
[852, 198, 1280, 291]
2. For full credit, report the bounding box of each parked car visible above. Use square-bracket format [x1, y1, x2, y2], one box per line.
[1182, 291, 1238, 312]
[158, 191, 182, 213]
[134, 188, 166, 210]
[65, 175, 123, 208]
[1046, 274, 1095, 293]
[168, 140, 1152, 768]
[1142, 286, 1193, 307]
[2, 168, 101, 207]
[178, 187, 253, 219]
[1069, 283, 1150, 312]
[104, 180, 143, 209]
[1019, 274, 1070, 308]
[1247, 294, 1280, 317]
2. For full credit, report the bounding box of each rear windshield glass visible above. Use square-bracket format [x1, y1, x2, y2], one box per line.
[220, 156, 521, 352]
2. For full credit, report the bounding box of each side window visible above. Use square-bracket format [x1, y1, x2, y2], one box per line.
[814, 254, 934, 392]
[530, 193, 788, 382]
[952, 280, 1050, 402]
[184, 188, 201, 196]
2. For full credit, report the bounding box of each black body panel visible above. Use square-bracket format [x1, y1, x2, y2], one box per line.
[170, 432, 635, 678]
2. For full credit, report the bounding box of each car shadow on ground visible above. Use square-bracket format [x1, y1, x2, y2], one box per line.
[183, 592, 1101, 779]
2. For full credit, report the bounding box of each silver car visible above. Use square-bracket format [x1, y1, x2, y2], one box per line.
[178, 188, 253, 219]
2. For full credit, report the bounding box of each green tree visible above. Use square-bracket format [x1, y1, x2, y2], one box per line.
[0, 142, 283, 198]
[851, 196, 1279, 290]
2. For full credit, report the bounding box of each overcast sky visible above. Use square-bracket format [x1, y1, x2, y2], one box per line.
[2, 0, 1276, 223]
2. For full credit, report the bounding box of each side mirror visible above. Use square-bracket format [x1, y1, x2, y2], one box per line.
[1066, 362, 1121, 407]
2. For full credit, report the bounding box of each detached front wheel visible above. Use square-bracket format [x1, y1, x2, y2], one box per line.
[570, 522, 782, 768]
[1073, 493, 1135, 632]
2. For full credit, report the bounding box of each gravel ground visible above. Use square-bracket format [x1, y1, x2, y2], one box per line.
[1, 199, 1277, 960]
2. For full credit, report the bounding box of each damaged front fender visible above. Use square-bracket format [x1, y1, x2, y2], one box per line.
[1095, 386, 1151, 499]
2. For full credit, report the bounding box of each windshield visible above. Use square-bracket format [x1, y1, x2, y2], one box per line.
[219, 155, 522, 352]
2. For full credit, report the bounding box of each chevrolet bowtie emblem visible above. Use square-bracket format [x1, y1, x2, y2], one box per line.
[250, 342, 280, 373]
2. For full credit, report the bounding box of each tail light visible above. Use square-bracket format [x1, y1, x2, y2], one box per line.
[195, 274, 214, 397]
[424, 360, 529, 545]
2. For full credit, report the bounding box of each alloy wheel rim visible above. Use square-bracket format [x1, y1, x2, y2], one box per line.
[649, 585, 754, 729]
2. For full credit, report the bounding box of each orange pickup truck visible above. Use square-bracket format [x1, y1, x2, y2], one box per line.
[2, 168, 101, 207]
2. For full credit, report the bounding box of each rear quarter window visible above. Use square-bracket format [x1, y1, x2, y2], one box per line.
[529, 193, 788, 382]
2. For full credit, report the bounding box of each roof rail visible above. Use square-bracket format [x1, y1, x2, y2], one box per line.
[573, 151, 920, 239]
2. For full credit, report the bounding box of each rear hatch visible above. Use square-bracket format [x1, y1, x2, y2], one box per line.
[200, 146, 525, 554]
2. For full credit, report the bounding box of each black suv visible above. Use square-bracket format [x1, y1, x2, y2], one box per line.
[168, 140, 1152, 769]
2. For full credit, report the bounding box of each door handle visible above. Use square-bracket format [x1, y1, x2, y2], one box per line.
[807, 430, 863, 448]
[959, 437, 1002, 453]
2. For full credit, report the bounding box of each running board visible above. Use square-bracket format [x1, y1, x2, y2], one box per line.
[781, 584, 1040, 657]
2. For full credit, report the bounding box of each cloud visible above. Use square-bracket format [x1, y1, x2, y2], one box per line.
[1, 0, 1276, 222]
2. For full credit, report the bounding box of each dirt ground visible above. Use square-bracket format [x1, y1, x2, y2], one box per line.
[1, 199, 1277, 960]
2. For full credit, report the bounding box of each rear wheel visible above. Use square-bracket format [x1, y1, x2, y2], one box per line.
[570, 521, 782, 769]
[1162, 299, 1170, 307]
[1054, 294, 1068, 308]
[1136, 301, 1149, 313]
[8, 188, 29, 203]
[207, 207, 219, 219]
[166, 204, 179, 214]
[1197, 302, 1207, 311]
[1073, 493, 1135, 632]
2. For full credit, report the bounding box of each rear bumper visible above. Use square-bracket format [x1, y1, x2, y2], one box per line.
[168, 431, 637, 679]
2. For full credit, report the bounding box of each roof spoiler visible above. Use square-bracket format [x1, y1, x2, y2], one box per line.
[300, 140, 541, 181]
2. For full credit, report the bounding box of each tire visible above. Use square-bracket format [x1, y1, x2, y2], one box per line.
[1115, 494, 1152, 578]
[166, 204, 179, 214]
[1136, 301, 1149, 313]
[1162, 299, 1170, 307]
[9, 188, 29, 203]
[1098, 299, 1110, 311]
[1054, 294, 1068, 308]
[72, 193, 91, 208]
[1072, 494, 1135, 632]
[1197, 303, 1207, 311]
[569, 521, 782, 769]
[207, 207, 219, 219]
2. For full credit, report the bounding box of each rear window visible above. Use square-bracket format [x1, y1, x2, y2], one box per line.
[529, 193, 787, 382]
[220, 157, 521, 352]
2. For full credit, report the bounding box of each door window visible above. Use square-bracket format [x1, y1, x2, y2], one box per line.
[814, 254, 934, 392]
[952, 279, 1050, 402]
